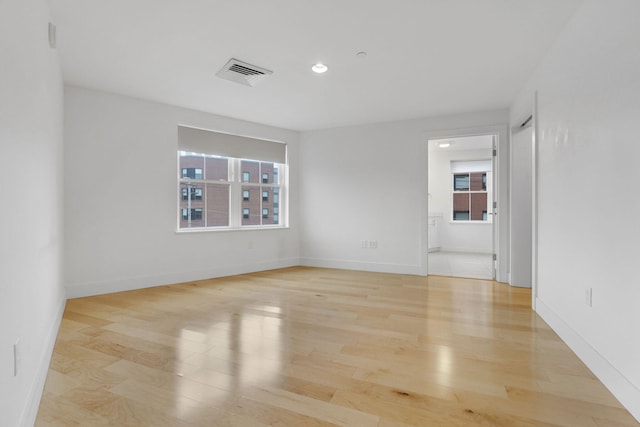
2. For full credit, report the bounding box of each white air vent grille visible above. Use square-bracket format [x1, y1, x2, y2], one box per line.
[216, 59, 272, 87]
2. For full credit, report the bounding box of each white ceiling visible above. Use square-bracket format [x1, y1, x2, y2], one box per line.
[50, 0, 583, 131]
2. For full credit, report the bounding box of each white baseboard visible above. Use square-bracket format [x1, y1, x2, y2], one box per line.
[300, 257, 422, 276]
[535, 298, 640, 423]
[21, 296, 66, 427]
[66, 258, 301, 299]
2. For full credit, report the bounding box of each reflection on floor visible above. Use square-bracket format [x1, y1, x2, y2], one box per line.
[428, 250, 493, 279]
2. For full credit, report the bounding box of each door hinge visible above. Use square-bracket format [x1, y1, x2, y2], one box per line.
[493, 201, 497, 209]
[492, 149, 497, 156]
[493, 254, 497, 261]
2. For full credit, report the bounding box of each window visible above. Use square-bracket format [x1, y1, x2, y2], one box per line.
[182, 168, 203, 180]
[450, 160, 492, 222]
[453, 174, 470, 191]
[182, 187, 203, 200]
[177, 125, 287, 230]
[240, 160, 280, 226]
[182, 208, 203, 221]
[453, 172, 488, 221]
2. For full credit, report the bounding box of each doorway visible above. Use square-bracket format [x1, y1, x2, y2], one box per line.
[427, 134, 496, 279]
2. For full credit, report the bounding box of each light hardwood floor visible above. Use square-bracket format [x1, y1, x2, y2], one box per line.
[36, 267, 638, 426]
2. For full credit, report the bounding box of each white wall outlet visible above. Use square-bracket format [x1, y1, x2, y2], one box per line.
[13, 339, 20, 376]
[585, 288, 593, 307]
[369, 240, 378, 249]
[361, 240, 368, 248]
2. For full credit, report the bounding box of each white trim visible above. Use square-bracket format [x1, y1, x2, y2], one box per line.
[300, 257, 423, 276]
[535, 299, 640, 423]
[65, 258, 301, 299]
[21, 296, 66, 427]
[531, 92, 539, 310]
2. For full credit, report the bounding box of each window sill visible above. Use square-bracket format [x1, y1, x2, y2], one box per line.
[448, 220, 493, 225]
[176, 225, 289, 234]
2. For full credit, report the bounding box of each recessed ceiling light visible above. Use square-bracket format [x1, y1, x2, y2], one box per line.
[438, 142, 451, 148]
[312, 63, 328, 74]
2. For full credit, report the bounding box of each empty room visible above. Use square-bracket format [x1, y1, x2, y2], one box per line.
[1, 0, 639, 426]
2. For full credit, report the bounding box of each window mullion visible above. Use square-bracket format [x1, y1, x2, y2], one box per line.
[229, 159, 240, 228]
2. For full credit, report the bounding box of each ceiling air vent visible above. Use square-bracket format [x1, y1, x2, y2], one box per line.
[216, 58, 273, 87]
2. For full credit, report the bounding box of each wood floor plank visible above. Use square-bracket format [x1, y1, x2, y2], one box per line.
[36, 267, 639, 426]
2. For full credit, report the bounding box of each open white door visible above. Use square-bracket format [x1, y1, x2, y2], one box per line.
[510, 121, 533, 288]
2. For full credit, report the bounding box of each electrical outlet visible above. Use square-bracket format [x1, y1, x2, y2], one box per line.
[13, 339, 20, 376]
[361, 240, 368, 248]
[585, 288, 593, 307]
[369, 240, 378, 249]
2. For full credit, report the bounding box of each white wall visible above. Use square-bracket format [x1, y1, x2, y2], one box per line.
[0, 1, 65, 425]
[510, 0, 640, 420]
[64, 87, 300, 298]
[509, 126, 533, 287]
[428, 148, 493, 254]
[299, 111, 509, 279]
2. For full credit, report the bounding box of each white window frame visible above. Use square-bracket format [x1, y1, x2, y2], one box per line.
[177, 151, 288, 232]
[451, 170, 492, 223]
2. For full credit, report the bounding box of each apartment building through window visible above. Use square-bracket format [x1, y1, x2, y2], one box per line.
[177, 126, 287, 230]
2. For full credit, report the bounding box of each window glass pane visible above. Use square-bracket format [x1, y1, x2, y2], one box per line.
[181, 186, 203, 201]
[241, 185, 260, 226]
[205, 156, 229, 181]
[260, 162, 274, 184]
[181, 153, 230, 182]
[180, 154, 205, 179]
[470, 172, 485, 191]
[262, 190, 269, 202]
[241, 160, 259, 183]
[262, 208, 269, 219]
[453, 211, 470, 221]
[453, 174, 470, 191]
[242, 208, 250, 219]
[205, 183, 229, 227]
[470, 193, 488, 221]
[179, 183, 229, 228]
[179, 183, 204, 228]
[453, 193, 469, 221]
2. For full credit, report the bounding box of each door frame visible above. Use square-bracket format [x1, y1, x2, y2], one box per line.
[421, 124, 509, 283]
